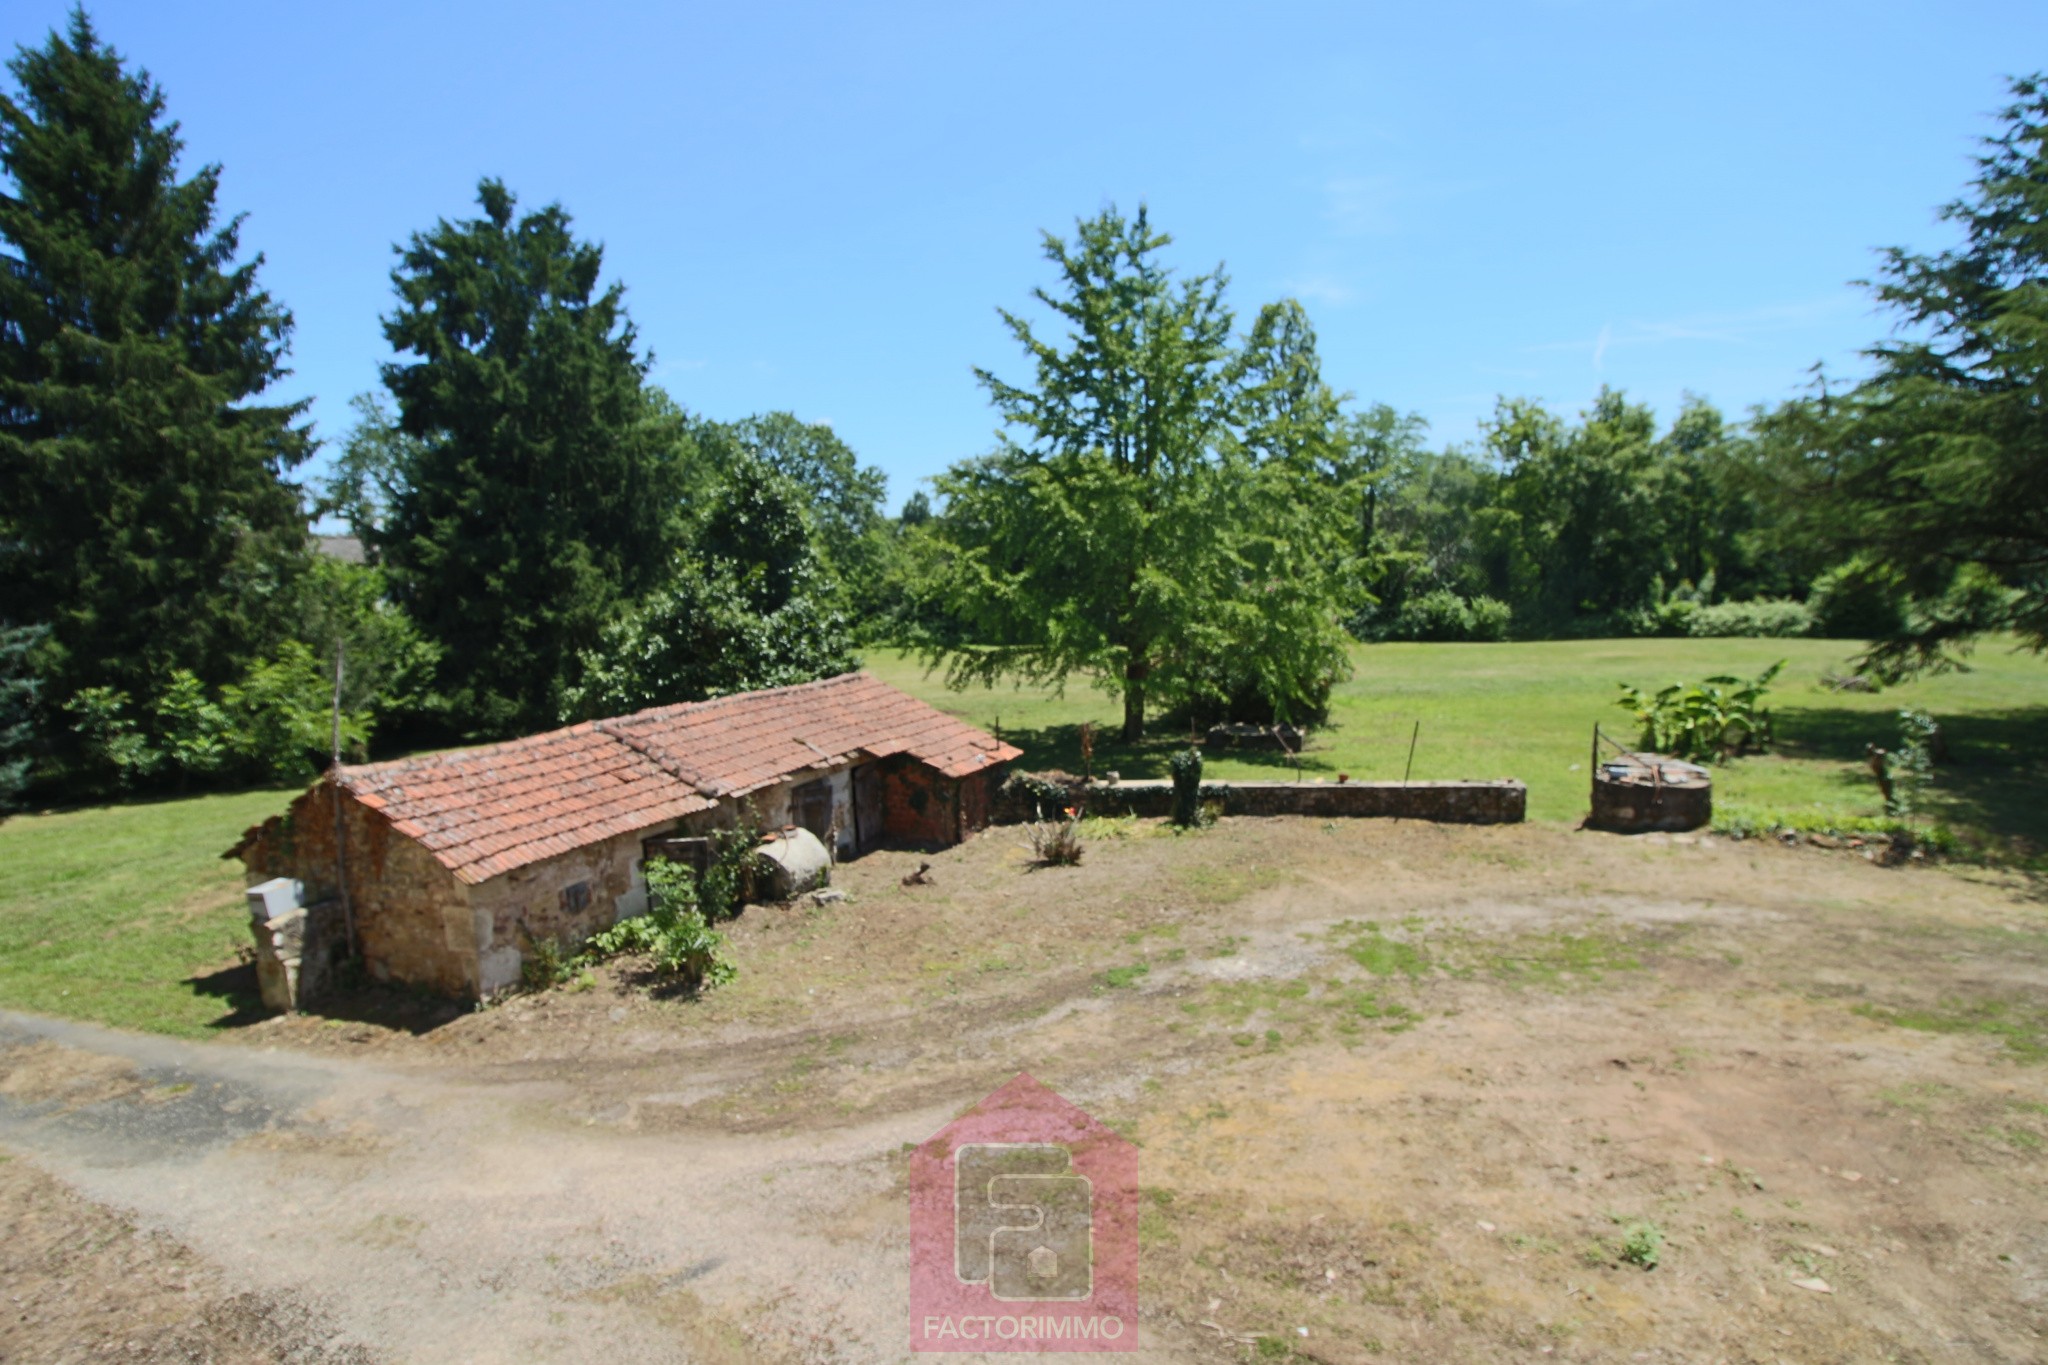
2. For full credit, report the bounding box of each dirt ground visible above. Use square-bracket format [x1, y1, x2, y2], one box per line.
[3, 818, 2046, 1363]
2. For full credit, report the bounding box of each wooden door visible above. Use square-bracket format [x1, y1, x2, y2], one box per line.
[853, 763, 885, 853]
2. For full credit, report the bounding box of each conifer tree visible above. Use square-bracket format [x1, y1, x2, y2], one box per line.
[379, 180, 687, 736]
[0, 11, 312, 715]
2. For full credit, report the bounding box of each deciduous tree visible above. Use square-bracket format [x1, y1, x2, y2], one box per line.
[929, 206, 1352, 738]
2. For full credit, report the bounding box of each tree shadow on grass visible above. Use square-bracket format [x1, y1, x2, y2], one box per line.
[1776, 704, 2048, 850]
[182, 959, 269, 1030]
[994, 722, 1335, 782]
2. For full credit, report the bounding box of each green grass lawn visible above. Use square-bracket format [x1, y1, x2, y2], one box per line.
[868, 636, 2048, 850]
[0, 787, 299, 1036]
[2, 635, 2040, 1039]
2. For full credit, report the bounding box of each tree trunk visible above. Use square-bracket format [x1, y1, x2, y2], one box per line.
[1121, 659, 1148, 742]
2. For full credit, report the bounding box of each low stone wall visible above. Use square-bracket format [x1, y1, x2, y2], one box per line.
[1010, 778, 1526, 825]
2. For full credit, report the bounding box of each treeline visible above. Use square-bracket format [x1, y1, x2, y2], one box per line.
[2, 13, 2042, 806]
[0, 16, 884, 802]
[1338, 390, 1892, 645]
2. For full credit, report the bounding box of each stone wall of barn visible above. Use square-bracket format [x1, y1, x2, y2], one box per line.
[238, 758, 1006, 1001]
[238, 784, 479, 998]
[464, 824, 671, 996]
[670, 766, 861, 857]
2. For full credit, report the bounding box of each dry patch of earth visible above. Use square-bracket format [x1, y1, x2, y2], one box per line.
[3, 819, 2046, 1361]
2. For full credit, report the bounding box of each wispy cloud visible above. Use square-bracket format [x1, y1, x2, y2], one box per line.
[1315, 171, 1492, 239]
[1321, 174, 1402, 237]
[1280, 273, 1358, 307]
[1528, 296, 1863, 368]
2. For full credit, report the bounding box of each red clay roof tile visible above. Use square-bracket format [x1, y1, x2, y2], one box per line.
[325, 672, 1019, 884]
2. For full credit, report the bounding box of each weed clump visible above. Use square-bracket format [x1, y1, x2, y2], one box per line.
[1030, 808, 1085, 865]
[1619, 1220, 1664, 1270]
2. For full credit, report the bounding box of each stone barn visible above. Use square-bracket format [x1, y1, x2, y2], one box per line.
[228, 672, 1020, 1000]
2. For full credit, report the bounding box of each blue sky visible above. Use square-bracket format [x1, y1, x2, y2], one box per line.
[6, 2, 2042, 511]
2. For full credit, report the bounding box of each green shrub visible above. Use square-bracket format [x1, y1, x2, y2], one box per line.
[1385, 590, 1511, 643]
[1877, 707, 1940, 817]
[697, 823, 762, 921]
[63, 687, 159, 792]
[1170, 747, 1203, 827]
[1685, 599, 1812, 638]
[520, 933, 572, 990]
[1464, 595, 1513, 642]
[1807, 557, 1909, 640]
[1621, 596, 1700, 637]
[221, 642, 354, 783]
[1616, 660, 1783, 763]
[1002, 770, 1081, 812]
[580, 856, 736, 992]
[156, 670, 233, 779]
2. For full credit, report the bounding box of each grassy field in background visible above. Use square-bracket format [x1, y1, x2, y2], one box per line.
[869, 636, 2048, 850]
[1, 635, 2040, 1038]
[0, 787, 297, 1036]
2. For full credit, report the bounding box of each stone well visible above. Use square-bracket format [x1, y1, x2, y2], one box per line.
[1587, 752, 1712, 833]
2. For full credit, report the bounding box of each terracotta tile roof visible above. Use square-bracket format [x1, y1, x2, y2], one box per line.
[602, 670, 1021, 794]
[326, 672, 1020, 884]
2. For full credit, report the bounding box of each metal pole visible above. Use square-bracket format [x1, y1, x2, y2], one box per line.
[330, 644, 358, 963]
[1402, 720, 1420, 787]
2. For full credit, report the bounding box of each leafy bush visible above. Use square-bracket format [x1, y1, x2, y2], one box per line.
[62, 643, 370, 793]
[1002, 770, 1084, 812]
[1616, 660, 1783, 763]
[1685, 599, 1812, 638]
[1383, 590, 1512, 643]
[1621, 596, 1699, 637]
[580, 856, 736, 991]
[221, 642, 367, 783]
[521, 933, 572, 990]
[1464, 595, 1513, 642]
[1170, 747, 1203, 827]
[63, 686, 158, 792]
[1871, 707, 1940, 817]
[1807, 557, 1908, 640]
[698, 823, 763, 921]
[560, 461, 856, 721]
[155, 671, 232, 779]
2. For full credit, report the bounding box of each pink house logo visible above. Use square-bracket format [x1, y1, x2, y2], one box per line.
[910, 1074, 1139, 1351]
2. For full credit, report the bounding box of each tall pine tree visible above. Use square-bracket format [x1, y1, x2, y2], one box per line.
[1759, 76, 2048, 671]
[0, 11, 311, 717]
[378, 180, 687, 737]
